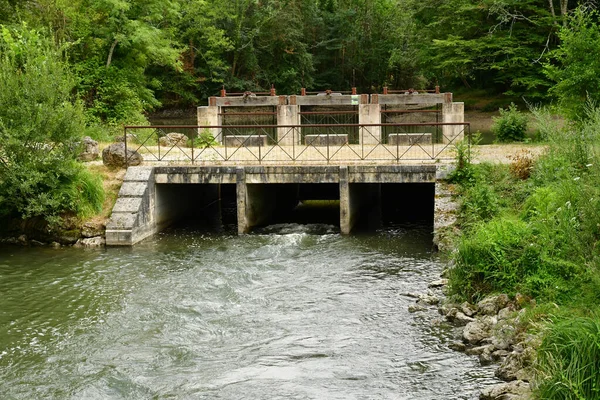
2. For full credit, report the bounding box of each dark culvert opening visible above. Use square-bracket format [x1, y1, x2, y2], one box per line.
[381, 183, 435, 226]
[155, 183, 237, 233]
[246, 183, 341, 230]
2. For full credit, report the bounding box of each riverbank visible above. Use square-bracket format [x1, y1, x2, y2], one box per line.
[430, 109, 600, 399]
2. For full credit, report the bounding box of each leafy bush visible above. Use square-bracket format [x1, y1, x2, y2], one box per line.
[492, 103, 529, 142]
[188, 127, 217, 148]
[0, 26, 104, 225]
[536, 317, 600, 399]
[448, 132, 480, 184]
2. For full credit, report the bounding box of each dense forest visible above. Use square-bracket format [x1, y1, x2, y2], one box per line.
[1, 0, 599, 125]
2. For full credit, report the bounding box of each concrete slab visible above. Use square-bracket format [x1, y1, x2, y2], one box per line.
[118, 182, 148, 197]
[305, 134, 348, 146]
[112, 197, 143, 213]
[123, 166, 153, 182]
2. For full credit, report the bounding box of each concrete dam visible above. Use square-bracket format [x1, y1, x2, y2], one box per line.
[105, 165, 442, 245]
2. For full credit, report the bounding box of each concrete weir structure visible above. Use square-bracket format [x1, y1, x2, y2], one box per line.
[197, 91, 465, 145]
[106, 165, 437, 246]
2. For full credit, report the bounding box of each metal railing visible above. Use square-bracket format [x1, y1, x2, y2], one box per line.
[123, 122, 470, 166]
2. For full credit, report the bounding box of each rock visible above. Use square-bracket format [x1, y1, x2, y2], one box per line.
[50, 242, 61, 249]
[466, 344, 494, 356]
[428, 279, 448, 288]
[78, 136, 99, 162]
[30, 240, 45, 246]
[446, 308, 476, 326]
[18, 234, 28, 245]
[448, 341, 466, 352]
[460, 301, 478, 317]
[495, 348, 535, 382]
[102, 142, 143, 168]
[74, 236, 105, 248]
[159, 132, 188, 147]
[479, 347, 494, 366]
[480, 380, 531, 400]
[418, 293, 440, 305]
[57, 229, 81, 245]
[477, 294, 511, 316]
[492, 349, 510, 361]
[438, 302, 455, 316]
[408, 304, 427, 313]
[497, 307, 515, 320]
[492, 324, 517, 350]
[81, 221, 104, 238]
[463, 318, 496, 345]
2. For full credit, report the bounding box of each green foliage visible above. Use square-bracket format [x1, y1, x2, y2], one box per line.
[188, 128, 217, 149]
[450, 105, 600, 305]
[492, 103, 529, 142]
[546, 7, 600, 120]
[0, 25, 104, 224]
[448, 132, 480, 184]
[536, 317, 600, 399]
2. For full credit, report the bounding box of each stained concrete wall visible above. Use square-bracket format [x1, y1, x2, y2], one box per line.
[197, 105, 222, 144]
[106, 167, 156, 246]
[442, 102, 465, 144]
[199, 93, 465, 147]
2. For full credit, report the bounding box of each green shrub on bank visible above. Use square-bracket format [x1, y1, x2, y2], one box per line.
[449, 104, 600, 305]
[536, 317, 600, 399]
[0, 26, 104, 226]
[492, 103, 529, 142]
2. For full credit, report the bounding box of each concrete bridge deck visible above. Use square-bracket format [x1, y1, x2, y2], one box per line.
[106, 164, 446, 246]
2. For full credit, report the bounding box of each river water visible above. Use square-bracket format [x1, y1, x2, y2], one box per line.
[0, 223, 499, 399]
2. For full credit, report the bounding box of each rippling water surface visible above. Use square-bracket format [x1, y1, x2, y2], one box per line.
[0, 224, 498, 399]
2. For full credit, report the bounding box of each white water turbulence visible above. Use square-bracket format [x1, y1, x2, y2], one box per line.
[0, 223, 499, 399]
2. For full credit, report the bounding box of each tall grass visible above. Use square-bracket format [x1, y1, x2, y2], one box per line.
[536, 317, 600, 399]
[449, 105, 600, 304]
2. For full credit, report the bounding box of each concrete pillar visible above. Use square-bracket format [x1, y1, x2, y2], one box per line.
[277, 105, 300, 146]
[442, 102, 465, 144]
[340, 166, 383, 234]
[236, 167, 249, 234]
[237, 168, 299, 233]
[358, 104, 382, 145]
[197, 105, 222, 144]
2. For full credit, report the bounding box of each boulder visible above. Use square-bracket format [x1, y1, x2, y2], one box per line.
[418, 293, 440, 305]
[428, 279, 448, 288]
[159, 132, 188, 147]
[480, 380, 531, 400]
[74, 236, 105, 248]
[78, 136, 99, 162]
[408, 304, 428, 313]
[477, 294, 511, 316]
[495, 347, 535, 382]
[460, 301, 478, 317]
[463, 316, 496, 345]
[81, 221, 105, 238]
[492, 324, 517, 351]
[102, 142, 143, 168]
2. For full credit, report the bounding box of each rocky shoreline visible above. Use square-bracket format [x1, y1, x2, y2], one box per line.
[429, 182, 535, 400]
[0, 219, 106, 249]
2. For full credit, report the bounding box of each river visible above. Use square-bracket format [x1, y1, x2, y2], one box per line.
[0, 223, 499, 399]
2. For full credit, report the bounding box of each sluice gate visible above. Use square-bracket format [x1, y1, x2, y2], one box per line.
[106, 165, 439, 246]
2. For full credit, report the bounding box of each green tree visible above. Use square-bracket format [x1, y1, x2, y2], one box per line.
[0, 25, 104, 225]
[545, 7, 600, 120]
